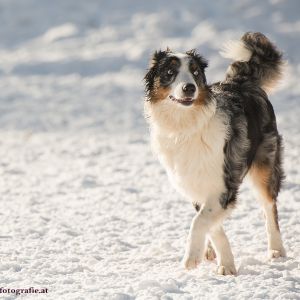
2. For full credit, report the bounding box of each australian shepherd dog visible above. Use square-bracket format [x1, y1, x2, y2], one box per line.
[144, 32, 286, 275]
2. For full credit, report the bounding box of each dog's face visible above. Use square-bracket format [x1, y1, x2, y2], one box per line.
[144, 49, 208, 106]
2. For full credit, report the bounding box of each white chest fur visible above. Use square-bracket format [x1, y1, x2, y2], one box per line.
[151, 116, 228, 205]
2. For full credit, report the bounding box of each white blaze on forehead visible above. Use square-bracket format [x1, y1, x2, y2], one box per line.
[169, 52, 189, 59]
[169, 53, 198, 100]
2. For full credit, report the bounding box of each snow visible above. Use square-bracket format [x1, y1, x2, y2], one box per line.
[0, 0, 299, 299]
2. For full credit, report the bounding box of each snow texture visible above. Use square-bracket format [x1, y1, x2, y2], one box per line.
[0, 0, 299, 299]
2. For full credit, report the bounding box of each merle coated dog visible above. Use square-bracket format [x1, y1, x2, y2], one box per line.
[144, 32, 285, 275]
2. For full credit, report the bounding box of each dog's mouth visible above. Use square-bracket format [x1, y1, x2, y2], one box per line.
[169, 95, 194, 106]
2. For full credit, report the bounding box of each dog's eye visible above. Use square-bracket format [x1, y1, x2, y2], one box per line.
[167, 69, 174, 76]
[193, 70, 199, 76]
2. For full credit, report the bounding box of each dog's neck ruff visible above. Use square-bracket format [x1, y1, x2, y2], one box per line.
[146, 97, 217, 139]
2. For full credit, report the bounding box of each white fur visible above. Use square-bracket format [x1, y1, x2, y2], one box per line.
[220, 40, 252, 62]
[263, 202, 286, 259]
[152, 114, 227, 204]
[146, 90, 235, 271]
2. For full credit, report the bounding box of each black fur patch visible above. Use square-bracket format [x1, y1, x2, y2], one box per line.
[193, 203, 201, 212]
[144, 50, 169, 101]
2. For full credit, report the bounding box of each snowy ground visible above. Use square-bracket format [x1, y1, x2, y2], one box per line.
[0, 0, 299, 299]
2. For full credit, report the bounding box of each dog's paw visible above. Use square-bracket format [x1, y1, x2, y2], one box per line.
[216, 264, 237, 276]
[205, 245, 216, 261]
[268, 248, 286, 259]
[182, 252, 201, 270]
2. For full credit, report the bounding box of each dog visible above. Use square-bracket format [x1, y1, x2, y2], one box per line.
[144, 32, 286, 275]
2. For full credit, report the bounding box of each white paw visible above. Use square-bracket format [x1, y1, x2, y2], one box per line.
[216, 264, 237, 276]
[268, 248, 286, 259]
[182, 252, 202, 270]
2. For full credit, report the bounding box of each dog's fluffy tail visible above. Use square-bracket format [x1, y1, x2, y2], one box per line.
[220, 32, 284, 93]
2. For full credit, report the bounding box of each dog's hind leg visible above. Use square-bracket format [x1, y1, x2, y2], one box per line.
[205, 240, 216, 261]
[209, 225, 236, 275]
[249, 163, 286, 259]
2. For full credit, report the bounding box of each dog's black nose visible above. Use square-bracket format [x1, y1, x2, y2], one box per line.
[182, 83, 196, 95]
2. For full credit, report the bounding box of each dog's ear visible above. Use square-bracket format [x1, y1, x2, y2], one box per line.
[166, 46, 172, 53]
[144, 50, 168, 100]
[148, 50, 168, 68]
[186, 49, 208, 71]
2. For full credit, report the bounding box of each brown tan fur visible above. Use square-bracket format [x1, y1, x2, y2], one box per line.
[249, 164, 280, 229]
[247, 164, 285, 258]
[150, 80, 171, 103]
[194, 88, 208, 106]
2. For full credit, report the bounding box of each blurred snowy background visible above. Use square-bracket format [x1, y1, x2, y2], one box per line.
[0, 0, 299, 299]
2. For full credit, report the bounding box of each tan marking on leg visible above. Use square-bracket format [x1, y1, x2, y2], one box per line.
[249, 164, 280, 230]
[249, 164, 272, 202]
[249, 164, 285, 258]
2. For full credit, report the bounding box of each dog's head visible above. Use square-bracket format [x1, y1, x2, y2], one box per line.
[144, 49, 214, 133]
[144, 49, 208, 106]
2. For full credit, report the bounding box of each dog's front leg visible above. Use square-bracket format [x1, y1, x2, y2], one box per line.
[182, 203, 229, 270]
[182, 205, 218, 270]
[182, 212, 207, 270]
